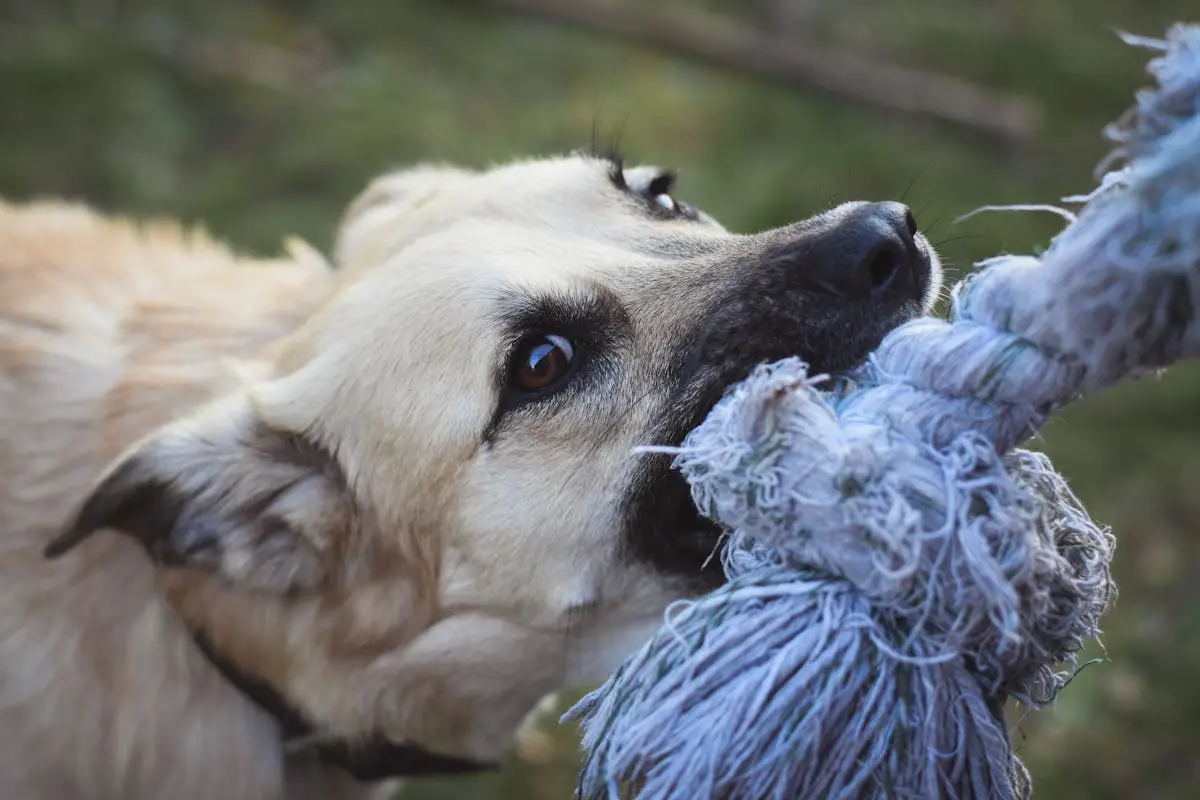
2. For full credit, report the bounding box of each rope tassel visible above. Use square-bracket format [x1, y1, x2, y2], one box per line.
[567, 23, 1200, 800]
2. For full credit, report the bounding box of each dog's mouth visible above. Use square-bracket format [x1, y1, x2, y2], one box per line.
[626, 343, 888, 591]
[629, 229, 939, 587]
[625, 455, 727, 592]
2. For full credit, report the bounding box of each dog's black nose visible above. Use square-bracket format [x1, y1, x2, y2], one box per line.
[797, 201, 924, 301]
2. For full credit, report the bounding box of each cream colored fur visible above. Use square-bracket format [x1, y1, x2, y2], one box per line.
[0, 154, 940, 799]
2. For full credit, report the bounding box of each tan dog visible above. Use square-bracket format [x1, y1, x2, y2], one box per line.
[0, 153, 941, 799]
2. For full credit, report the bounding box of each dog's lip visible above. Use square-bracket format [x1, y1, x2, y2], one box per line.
[650, 318, 917, 584]
[663, 359, 863, 580]
[671, 501, 727, 585]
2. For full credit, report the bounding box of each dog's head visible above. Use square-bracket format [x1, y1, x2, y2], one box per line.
[47, 153, 940, 762]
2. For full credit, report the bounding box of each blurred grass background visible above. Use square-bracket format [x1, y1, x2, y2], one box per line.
[2, 0, 1198, 797]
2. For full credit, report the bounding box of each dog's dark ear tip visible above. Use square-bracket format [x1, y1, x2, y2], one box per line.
[40, 457, 179, 561]
[43, 524, 89, 559]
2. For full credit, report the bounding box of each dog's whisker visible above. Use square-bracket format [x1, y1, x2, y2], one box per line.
[897, 161, 932, 205]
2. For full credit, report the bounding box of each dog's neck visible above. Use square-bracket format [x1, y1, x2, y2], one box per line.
[191, 631, 499, 782]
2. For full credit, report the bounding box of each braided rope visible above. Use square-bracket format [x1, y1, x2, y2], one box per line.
[567, 24, 1200, 800]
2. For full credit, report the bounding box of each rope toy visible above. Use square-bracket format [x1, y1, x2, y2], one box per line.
[566, 23, 1200, 800]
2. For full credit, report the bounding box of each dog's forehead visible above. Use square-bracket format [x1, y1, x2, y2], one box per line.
[471, 155, 649, 220]
[481, 154, 627, 195]
[334, 154, 730, 275]
[398, 220, 677, 289]
[459, 156, 727, 254]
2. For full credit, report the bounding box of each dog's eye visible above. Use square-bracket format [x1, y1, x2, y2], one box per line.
[643, 171, 698, 220]
[513, 334, 575, 392]
[647, 172, 676, 212]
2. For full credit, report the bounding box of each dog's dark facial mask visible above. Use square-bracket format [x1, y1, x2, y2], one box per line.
[621, 198, 940, 589]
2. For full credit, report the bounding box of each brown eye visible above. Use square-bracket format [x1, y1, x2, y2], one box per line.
[514, 334, 575, 392]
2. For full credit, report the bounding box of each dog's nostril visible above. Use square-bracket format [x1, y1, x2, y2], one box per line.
[866, 243, 901, 291]
[786, 201, 923, 301]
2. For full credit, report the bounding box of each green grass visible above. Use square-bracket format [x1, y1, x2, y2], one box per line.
[3, 1, 1199, 796]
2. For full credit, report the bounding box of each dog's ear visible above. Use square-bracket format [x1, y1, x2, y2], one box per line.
[44, 393, 354, 595]
[333, 165, 474, 269]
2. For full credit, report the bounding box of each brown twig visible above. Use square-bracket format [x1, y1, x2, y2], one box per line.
[467, 0, 1041, 146]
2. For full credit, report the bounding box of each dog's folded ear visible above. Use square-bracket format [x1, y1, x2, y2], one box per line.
[333, 165, 474, 269]
[44, 393, 354, 595]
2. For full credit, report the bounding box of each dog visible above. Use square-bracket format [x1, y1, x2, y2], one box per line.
[0, 152, 940, 799]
